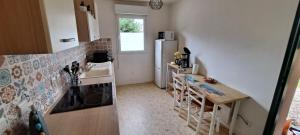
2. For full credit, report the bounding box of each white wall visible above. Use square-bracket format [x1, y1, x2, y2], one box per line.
[95, 0, 170, 85]
[169, 0, 298, 134]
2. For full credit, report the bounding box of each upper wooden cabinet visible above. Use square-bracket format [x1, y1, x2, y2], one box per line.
[74, 0, 100, 42]
[0, 0, 79, 55]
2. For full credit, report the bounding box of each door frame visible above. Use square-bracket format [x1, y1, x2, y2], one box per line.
[263, 1, 300, 134]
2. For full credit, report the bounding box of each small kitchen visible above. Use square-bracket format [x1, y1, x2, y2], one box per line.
[0, 0, 118, 134]
[0, 0, 298, 135]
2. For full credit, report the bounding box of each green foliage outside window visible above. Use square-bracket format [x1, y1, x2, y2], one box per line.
[119, 18, 141, 33]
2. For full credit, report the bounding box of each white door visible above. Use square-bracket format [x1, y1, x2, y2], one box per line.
[116, 15, 150, 85]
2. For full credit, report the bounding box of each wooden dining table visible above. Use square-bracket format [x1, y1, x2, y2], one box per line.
[185, 74, 249, 135]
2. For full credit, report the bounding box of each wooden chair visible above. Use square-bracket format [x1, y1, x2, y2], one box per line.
[186, 82, 219, 135]
[172, 71, 187, 113]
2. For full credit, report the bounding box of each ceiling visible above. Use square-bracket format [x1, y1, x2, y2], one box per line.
[117, 0, 178, 4]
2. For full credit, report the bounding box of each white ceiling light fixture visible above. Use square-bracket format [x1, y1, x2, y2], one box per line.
[149, 0, 163, 10]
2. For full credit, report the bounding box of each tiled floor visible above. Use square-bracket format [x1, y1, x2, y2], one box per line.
[117, 83, 194, 135]
[117, 83, 228, 135]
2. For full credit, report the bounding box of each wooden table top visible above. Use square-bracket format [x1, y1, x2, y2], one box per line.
[187, 74, 249, 104]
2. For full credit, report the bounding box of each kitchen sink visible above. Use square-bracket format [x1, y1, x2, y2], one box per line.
[80, 62, 112, 78]
[79, 62, 113, 85]
[82, 68, 111, 78]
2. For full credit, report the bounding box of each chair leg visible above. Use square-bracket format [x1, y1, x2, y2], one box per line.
[216, 118, 220, 133]
[195, 109, 204, 135]
[179, 90, 184, 114]
[209, 105, 218, 135]
[187, 96, 191, 125]
[173, 90, 177, 109]
[215, 106, 220, 133]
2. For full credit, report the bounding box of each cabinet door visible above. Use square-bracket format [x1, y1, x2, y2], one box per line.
[0, 0, 49, 54]
[87, 13, 100, 41]
[42, 0, 79, 52]
[93, 1, 100, 40]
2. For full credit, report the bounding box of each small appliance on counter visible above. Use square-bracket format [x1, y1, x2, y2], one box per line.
[158, 31, 175, 41]
[180, 47, 191, 68]
[86, 50, 114, 63]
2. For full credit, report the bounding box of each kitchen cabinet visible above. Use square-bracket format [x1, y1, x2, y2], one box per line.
[74, 0, 100, 42]
[0, 0, 79, 54]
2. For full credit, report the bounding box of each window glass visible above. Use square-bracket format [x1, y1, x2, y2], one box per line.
[119, 17, 145, 52]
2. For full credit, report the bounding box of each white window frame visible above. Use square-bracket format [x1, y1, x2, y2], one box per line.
[117, 15, 146, 53]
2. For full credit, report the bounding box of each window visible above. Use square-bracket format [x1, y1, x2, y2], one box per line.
[118, 16, 145, 52]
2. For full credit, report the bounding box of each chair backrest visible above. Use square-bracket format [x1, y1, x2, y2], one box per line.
[172, 71, 185, 90]
[186, 82, 208, 107]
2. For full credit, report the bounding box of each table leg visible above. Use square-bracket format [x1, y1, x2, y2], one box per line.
[209, 104, 218, 135]
[216, 110, 220, 133]
[166, 65, 169, 91]
[229, 100, 241, 135]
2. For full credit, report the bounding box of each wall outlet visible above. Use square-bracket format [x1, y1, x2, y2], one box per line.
[238, 114, 252, 127]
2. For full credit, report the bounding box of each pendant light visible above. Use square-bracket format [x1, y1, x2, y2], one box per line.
[149, 0, 163, 10]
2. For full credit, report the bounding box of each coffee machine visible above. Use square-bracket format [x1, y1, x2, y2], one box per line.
[180, 47, 191, 68]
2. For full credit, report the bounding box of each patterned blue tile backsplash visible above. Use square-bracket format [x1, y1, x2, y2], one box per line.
[0, 69, 11, 87]
[0, 38, 112, 133]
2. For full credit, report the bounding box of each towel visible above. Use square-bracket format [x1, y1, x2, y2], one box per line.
[199, 84, 225, 96]
[185, 75, 199, 83]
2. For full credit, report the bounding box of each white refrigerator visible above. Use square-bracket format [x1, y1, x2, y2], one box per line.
[155, 39, 178, 88]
